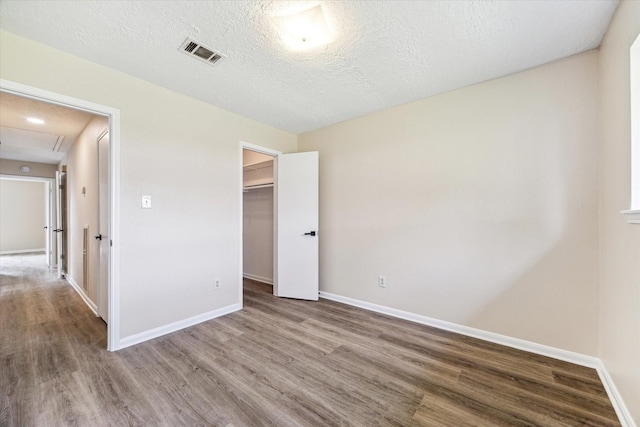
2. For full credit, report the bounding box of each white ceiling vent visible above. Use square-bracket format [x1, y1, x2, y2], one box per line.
[179, 38, 225, 66]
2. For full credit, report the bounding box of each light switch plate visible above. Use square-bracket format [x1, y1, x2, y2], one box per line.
[141, 195, 152, 209]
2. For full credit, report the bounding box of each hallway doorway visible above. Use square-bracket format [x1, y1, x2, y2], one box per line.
[0, 79, 121, 350]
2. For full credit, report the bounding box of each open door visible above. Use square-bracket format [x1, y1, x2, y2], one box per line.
[97, 131, 109, 323]
[274, 151, 319, 301]
[54, 170, 66, 278]
[46, 180, 56, 268]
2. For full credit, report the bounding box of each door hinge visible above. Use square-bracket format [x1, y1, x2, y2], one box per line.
[110, 240, 113, 247]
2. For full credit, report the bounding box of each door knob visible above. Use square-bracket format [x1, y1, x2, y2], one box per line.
[304, 231, 316, 236]
[95, 234, 103, 240]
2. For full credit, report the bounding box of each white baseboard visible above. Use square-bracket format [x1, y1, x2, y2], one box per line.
[243, 273, 273, 285]
[0, 248, 45, 255]
[319, 291, 635, 427]
[595, 360, 636, 427]
[118, 303, 242, 350]
[65, 275, 98, 316]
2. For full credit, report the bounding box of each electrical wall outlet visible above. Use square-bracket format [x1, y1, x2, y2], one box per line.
[214, 278, 221, 290]
[378, 276, 387, 288]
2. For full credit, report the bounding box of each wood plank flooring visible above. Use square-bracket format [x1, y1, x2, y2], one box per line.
[1, 253, 621, 426]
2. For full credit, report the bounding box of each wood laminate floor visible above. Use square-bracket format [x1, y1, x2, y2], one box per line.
[1, 253, 621, 426]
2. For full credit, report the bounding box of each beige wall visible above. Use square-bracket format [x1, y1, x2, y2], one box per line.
[62, 115, 108, 302]
[598, 0, 640, 422]
[0, 179, 46, 253]
[299, 51, 600, 356]
[0, 31, 297, 338]
[0, 159, 57, 178]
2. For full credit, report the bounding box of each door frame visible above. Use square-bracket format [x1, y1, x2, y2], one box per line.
[1, 78, 122, 351]
[239, 141, 281, 306]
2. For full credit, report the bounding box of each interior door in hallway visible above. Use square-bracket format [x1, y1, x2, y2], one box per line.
[46, 180, 55, 268]
[275, 151, 319, 301]
[55, 170, 67, 278]
[97, 131, 109, 323]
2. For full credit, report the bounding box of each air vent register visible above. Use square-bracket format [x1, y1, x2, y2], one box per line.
[179, 38, 226, 66]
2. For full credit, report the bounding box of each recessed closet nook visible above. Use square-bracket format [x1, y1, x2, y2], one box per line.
[243, 149, 275, 285]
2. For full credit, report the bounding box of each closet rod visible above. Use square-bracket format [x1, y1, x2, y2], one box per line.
[243, 183, 274, 192]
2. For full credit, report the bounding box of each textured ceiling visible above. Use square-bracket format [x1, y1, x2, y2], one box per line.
[0, 92, 95, 164]
[0, 0, 619, 134]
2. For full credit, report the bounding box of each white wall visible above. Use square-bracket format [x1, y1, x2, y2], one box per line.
[299, 51, 601, 356]
[61, 115, 108, 302]
[598, 1, 640, 422]
[0, 30, 297, 339]
[0, 179, 46, 253]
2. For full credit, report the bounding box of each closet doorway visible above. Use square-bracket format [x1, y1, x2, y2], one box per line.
[242, 148, 276, 287]
[240, 142, 320, 302]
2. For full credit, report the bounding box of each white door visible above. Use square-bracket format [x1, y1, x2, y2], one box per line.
[97, 131, 109, 323]
[274, 151, 319, 301]
[46, 181, 55, 268]
[55, 170, 66, 278]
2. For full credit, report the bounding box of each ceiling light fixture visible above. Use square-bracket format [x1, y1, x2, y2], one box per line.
[27, 117, 44, 124]
[272, 4, 334, 51]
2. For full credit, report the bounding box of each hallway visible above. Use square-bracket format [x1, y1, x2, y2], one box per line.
[0, 252, 107, 425]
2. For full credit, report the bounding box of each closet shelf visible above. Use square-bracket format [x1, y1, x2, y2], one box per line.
[244, 158, 274, 189]
[243, 159, 273, 170]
